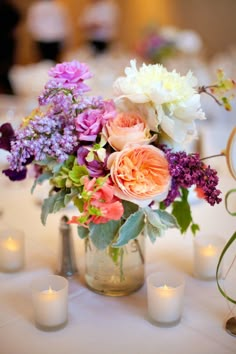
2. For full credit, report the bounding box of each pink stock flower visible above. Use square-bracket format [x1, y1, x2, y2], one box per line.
[68, 177, 124, 226]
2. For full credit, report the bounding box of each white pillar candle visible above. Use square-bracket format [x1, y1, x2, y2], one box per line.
[147, 272, 185, 327]
[193, 235, 224, 280]
[31, 275, 68, 331]
[0, 229, 24, 272]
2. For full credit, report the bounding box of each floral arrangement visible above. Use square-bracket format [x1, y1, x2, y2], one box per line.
[0, 60, 235, 250]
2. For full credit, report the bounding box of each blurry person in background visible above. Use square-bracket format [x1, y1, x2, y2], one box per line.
[79, 0, 120, 55]
[26, 0, 71, 62]
[0, 0, 20, 95]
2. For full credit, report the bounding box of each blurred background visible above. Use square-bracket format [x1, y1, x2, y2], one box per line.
[0, 0, 235, 163]
[9, 0, 236, 64]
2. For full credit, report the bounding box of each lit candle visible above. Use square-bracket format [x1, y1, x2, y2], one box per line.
[193, 235, 224, 280]
[0, 230, 24, 272]
[147, 272, 185, 327]
[31, 275, 68, 331]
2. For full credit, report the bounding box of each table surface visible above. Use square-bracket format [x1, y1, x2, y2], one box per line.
[0, 156, 236, 354]
[0, 93, 236, 354]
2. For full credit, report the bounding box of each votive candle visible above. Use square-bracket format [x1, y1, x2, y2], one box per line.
[193, 235, 224, 280]
[31, 275, 68, 331]
[147, 271, 185, 327]
[0, 229, 25, 272]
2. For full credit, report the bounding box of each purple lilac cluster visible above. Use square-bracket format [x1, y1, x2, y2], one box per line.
[3, 60, 117, 179]
[9, 113, 78, 171]
[163, 148, 222, 206]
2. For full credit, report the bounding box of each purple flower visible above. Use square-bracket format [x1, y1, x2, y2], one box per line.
[0, 123, 15, 151]
[161, 147, 222, 206]
[3, 168, 27, 181]
[46, 60, 92, 93]
[75, 100, 116, 142]
[75, 109, 101, 141]
[77, 146, 108, 177]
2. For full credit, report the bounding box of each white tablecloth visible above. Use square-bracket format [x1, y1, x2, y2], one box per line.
[0, 153, 236, 354]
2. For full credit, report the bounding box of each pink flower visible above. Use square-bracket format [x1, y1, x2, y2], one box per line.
[107, 145, 171, 207]
[75, 100, 116, 141]
[68, 177, 124, 225]
[47, 60, 92, 92]
[105, 112, 155, 151]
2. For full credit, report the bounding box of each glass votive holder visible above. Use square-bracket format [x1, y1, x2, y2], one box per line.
[31, 275, 68, 331]
[147, 271, 185, 327]
[0, 229, 25, 272]
[193, 234, 224, 280]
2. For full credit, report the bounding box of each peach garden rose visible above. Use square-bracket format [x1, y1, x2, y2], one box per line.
[105, 112, 155, 151]
[107, 144, 171, 207]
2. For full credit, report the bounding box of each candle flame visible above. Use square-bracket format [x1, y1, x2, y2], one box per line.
[162, 284, 169, 290]
[48, 286, 54, 294]
[4, 236, 18, 251]
[202, 243, 217, 257]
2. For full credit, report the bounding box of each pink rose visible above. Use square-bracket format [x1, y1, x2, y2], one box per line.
[107, 145, 171, 207]
[105, 112, 154, 151]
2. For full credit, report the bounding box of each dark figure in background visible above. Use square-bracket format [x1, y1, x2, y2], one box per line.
[0, 0, 20, 95]
[26, 0, 70, 62]
[79, 0, 120, 55]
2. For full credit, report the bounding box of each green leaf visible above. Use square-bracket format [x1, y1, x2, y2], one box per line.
[53, 190, 67, 212]
[31, 172, 52, 194]
[35, 156, 63, 173]
[68, 165, 88, 184]
[155, 209, 179, 229]
[40, 190, 66, 225]
[51, 175, 67, 188]
[64, 187, 79, 206]
[171, 188, 192, 234]
[144, 222, 163, 243]
[113, 210, 145, 247]
[191, 223, 200, 235]
[122, 200, 139, 219]
[89, 220, 121, 250]
[170, 187, 200, 235]
[144, 207, 179, 230]
[144, 207, 162, 228]
[64, 155, 76, 169]
[73, 197, 84, 212]
[108, 246, 121, 265]
[77, 226, 89, 239]
[172, 199, 191, 234]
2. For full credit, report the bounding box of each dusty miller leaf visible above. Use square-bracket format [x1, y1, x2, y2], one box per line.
[112, 210, 145, 247]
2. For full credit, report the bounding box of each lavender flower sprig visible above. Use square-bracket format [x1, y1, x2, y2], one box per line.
[163, 148, 222, 207]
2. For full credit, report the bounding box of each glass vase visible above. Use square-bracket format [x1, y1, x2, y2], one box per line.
[84, 234, 145, 296]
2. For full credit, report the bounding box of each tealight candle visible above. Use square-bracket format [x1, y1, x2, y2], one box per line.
[193, 235, 224, 280]
[0, 229, 25, 272]
[31, 275, 68, 331]
[147, 272, 185, 327]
